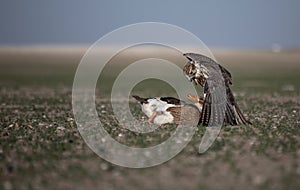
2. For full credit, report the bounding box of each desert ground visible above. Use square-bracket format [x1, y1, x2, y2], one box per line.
[0, 45, 299, 190]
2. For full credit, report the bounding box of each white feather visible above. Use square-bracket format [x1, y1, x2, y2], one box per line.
[140, 98, 176, 125]
[193, 102, 203, 111]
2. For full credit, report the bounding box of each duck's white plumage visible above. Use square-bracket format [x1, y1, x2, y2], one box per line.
[140, 97, 176, 125]
[132, 95, 201, 126]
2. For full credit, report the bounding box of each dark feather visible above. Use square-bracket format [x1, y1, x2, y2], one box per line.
[199, 92, 211, 126]
[219, 65, 233, 85]
[160, 97, 183, 105]
[183, 53, 251, 126]
[132, 95, 148, 104]
[234, 103, 252, 125]
[226, 87, 251, 125]
[225, 103, 238, 125]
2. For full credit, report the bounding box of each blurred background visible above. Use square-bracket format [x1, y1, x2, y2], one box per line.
[1, 0, 299, 48]
[1, 1, 299, 190]
[1, 0, 299, 88]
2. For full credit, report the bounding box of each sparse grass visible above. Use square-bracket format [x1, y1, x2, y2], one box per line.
[0, 49, 299, 190]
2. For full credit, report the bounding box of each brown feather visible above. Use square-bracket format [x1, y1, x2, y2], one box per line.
[167, 105, 200, 125]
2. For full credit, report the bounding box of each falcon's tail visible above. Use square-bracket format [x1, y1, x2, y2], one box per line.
[233, 103, 252, 125]
[224, 103, 238, 125]
[226, 88, 252, 125]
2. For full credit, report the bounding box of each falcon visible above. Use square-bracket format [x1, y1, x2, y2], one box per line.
[132, 95, 201, 125]
[183, 53, 251, 126]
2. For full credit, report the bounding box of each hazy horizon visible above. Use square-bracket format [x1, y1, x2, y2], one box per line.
[1, 1, 300, 49]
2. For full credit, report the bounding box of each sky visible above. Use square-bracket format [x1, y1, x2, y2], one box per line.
[0, 0, 299, 49]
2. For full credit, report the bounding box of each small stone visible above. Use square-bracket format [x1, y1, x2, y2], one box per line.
[38, 123, 46, 127]
[3, 181, 12, 190]
[112, 171, 121, 177]
[100, 163, 109, 170]
[100, 105, 106, 109]
[281, 84, 295, 92]
[57, 126, 65, 131]
[292, 110, 296, 113]
[253, 175, 265, 185]
[296, 165, 300, 175]
[27, 125, 34, 130]
[249, 139, 256, 146]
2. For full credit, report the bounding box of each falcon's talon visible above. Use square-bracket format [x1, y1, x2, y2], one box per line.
[187, 95, 199, 103]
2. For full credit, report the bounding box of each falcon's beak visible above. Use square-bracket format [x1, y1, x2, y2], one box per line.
[189, 77, 198, 85]
[188, 76, 194, 82]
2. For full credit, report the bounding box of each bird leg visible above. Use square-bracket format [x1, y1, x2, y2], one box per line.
[188, 95, 199, 103]
[148, 112, 157, 123]
[188, 94, 204, 104]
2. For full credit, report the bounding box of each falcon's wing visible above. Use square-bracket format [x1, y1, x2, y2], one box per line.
[183, 53, 251, 126]
[199, 63, 251, 126]
[199, 75, 238, 126]
[219, 65, 232, 85]
[225, 87, 252, 125]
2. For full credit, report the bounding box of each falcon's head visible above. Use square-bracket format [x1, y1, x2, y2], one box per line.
[183, 62, 197, 81]
[183, 53, 206, 86]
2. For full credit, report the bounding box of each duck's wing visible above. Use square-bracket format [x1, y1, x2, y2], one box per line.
[132, 95, 148, 104]
[167, 105, 200, 125]
[160, 97, 184, 105]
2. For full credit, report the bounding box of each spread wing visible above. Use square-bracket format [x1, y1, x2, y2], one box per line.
[183, 53, 250, 126]
[198, 65, 236, 126]
[198, 65, 250, 126]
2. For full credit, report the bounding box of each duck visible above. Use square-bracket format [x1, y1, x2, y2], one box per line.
[132, 95, 202, 125]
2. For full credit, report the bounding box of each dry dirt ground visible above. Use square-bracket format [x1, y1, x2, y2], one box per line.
[0, 46, 299, 190]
